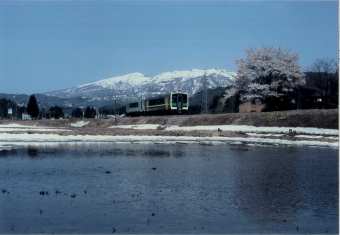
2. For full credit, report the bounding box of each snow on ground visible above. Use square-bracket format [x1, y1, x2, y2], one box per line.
[294, 135, 323, 139]
[246, 133, 285, 137]
[110, 124, 162, 130]
[0, 123, 70, 132]
[70, 121, 90, 127]
[110, 124, 339, 136]
[0, 123, 338, 150]
[169, 125, 339, 136]
[0, 133, 337, 150]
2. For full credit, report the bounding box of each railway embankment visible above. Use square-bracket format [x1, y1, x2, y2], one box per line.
[117, 109, 338, 129]
[0, 109, 338, 130]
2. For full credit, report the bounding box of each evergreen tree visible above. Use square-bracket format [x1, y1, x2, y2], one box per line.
[72, 108, 83, 118]
[84, 106, 96, 118]
[90, 107, 95, 118]
[49, 106, 64, 119]
[27, 95, 39, 119]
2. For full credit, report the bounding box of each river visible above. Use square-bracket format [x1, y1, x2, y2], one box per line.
[0, 143, 338, 234]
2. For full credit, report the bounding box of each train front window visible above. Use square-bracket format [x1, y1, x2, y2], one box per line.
[172, 93, 187, 107]
[183, 94, 187, 102]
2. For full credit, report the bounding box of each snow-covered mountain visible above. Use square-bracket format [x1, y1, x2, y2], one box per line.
[149, 69, 235, 96]
[45, 73, 152, 99]
[44, 68, 235, 103]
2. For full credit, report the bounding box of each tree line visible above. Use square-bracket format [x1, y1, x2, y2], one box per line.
[0, 95, 119, 120]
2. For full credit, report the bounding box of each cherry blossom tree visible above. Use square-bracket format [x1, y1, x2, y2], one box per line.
[222, 46, 306, 107]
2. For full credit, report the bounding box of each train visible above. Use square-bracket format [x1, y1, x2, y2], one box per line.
[126, 92, 188, 116]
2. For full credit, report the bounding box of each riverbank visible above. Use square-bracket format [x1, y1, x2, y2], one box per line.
[0, 109, 338, 148]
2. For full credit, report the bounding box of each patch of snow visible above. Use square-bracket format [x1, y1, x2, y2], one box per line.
[109, 124, 339, 136]
[70, 121, 90, 127]
[110, 124, 163, 130]
[325, 136, 339, 140]
[0, 133, 337, 149]
[172, 125, 339, 136]
[0, 124, 69, 132]
[246, 133, 284, 137]
[295, 135, 324, 139]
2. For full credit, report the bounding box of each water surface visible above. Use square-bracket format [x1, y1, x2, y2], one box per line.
[0, 143, 338, 234]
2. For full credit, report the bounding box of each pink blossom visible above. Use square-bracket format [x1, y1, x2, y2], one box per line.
[222, 46, 305, 103]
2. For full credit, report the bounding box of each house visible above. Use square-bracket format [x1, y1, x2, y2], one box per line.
[239, 98, 266, 113]
[22, 112, 31, 120]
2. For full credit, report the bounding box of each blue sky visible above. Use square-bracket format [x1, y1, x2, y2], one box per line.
[0, 0, 338, 95]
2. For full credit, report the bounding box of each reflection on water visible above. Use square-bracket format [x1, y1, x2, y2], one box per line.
[0, 143, 338, 234]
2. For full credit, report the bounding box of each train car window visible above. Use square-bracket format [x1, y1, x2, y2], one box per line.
[129, 102, 139, 108]
[149, 97, 165, 106]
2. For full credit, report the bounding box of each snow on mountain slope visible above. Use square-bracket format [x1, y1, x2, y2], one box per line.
[153, 69, 234, 82]
[45, 73, 152, 98]
[44, 69, 235, 100]
[84, 72, 151, 89]
[148, 68, 235, 95]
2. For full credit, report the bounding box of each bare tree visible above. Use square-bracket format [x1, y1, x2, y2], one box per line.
[307, 58, 338, 108]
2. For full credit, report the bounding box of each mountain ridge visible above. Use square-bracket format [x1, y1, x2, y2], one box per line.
[1, 68, 235, 109]
[44, 68, 235, 102]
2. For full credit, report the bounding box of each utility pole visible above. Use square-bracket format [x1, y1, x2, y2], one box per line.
[201, 70, 209, 114]
[114, 96, 117, 125]
[16, 93, 18, 120]
[96, 108, 99, 119]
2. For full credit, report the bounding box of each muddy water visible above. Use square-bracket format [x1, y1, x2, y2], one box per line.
[0, 143, 338, 234]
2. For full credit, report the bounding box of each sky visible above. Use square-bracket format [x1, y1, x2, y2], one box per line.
[0, 0, 338, 95]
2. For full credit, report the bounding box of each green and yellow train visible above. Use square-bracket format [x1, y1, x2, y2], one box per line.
[126, 92, 188, 116]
